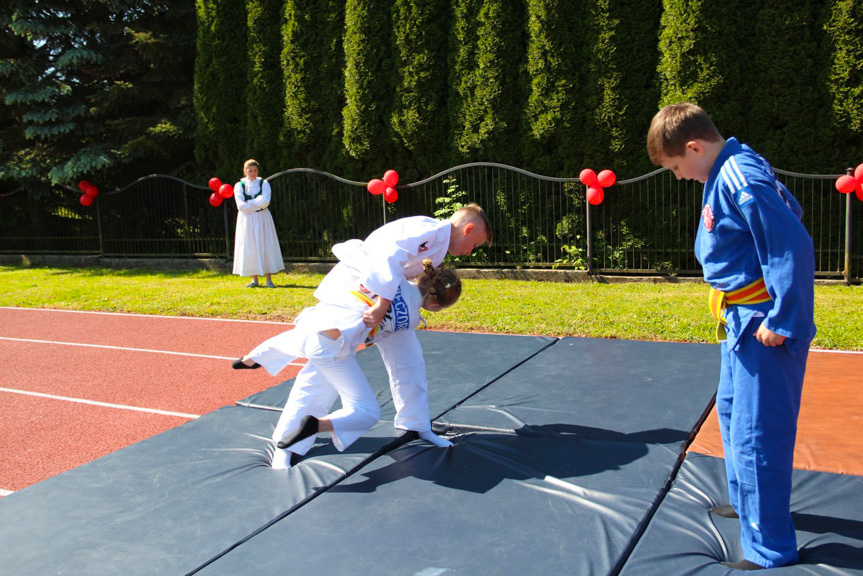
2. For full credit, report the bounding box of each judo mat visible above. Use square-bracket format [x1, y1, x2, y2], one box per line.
[619, 453, 863, 575]
[1, 332, 860, 576]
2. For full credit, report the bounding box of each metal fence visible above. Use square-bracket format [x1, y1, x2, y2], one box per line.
[0, 163, 858, 280]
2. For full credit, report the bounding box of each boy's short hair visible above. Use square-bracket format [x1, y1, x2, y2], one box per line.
[647, 103, 722, 165]
[243, 159, 259, 170]
[454, 202, 493, 246]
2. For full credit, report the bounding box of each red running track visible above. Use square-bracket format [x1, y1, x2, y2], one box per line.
[0, 307, 301, 494]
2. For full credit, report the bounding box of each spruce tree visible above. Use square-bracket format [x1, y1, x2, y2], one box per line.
[3, 1, 196, 188]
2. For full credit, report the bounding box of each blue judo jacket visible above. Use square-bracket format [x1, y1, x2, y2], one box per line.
[694, 138, 816, 352]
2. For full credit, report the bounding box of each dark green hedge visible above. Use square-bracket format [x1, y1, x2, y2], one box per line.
[245, 0, 284, 175]
[195, 0, 863, 180]
[194, 0, 248, 181]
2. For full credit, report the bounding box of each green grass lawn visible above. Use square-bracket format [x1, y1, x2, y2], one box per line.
[1, 265, 861, 350]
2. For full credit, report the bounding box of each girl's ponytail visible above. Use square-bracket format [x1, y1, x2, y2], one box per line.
[418, 260, 462, 307]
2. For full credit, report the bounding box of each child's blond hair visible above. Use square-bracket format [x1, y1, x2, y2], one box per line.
[451, 203, 493, 246]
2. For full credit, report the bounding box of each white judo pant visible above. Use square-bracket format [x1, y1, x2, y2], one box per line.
[249, 325, 380, 459]
[374, 329, 431, 433]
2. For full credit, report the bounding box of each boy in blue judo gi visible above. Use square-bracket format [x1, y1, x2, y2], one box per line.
[647, 103, 816, 570]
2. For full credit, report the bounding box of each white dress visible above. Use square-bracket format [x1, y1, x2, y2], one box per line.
[232, 177, 284, 277]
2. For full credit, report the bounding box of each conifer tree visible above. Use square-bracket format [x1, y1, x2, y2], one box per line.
[583, 0, 661, 176]
[390, 0, 449, 178]
[657, 0, 757, 136]
[524, 0, 584, 176]
[2, 1, 196, 187]
[245, 0, 284, 174]
[825, 0, 863, 168]
[342, 0, 392, 170]
[195, 0, 247, 180]
[748, 0, 826, 171]
[449, 0, 525, 165]
[281, 0, 346, 171]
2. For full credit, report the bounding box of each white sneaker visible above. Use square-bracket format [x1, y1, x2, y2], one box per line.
[265, 279, 276, 288]
[246, 280, 259, 288]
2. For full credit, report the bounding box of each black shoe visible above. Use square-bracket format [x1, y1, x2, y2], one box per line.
[232, 358, 261, 370]
[721, 559, 764, 571]
[277, 416, 320, 449]
[709, 504, 739, 519]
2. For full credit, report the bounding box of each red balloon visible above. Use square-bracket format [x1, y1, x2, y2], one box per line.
[218, 183, 234, 199]
[579, 169, 597, 187]
[367, 179, 386, 195]
[597, 169, 616, 188]
[383, 170, 399, 187]
[79, 194, 94, 207]
[384, 187, 398, 203]
[854, 163, 863, 182]
[84, 184, 99, 197]
[78, 180, 92, 193]
[857, 183, 863, 203]
[209, 192, 223, 207]
[209, 177, 222, 193]
[586, 186, 604, 206]
[836, 175, 858, 194]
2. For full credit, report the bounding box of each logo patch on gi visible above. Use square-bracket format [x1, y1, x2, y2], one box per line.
[378, 286, 411, 333]
[702, 204, 714, 231]
[418, 241, 429, 253]
[736, 190, 754, 207]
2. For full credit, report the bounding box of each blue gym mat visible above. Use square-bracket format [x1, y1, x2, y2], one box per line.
[5, 333, 853, 576]
[237, 330, 557, 417]
[195, 432, 681, 576]
[619, 453, 863, 575]
[0, 332, 555, 576]
[194, 336, 723, 576]
[440, 337, 720, 449]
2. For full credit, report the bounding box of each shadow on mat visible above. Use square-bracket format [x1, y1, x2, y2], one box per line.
[327, 425, 682, 495]
[512, 422, 691, 445]
[793, 512, 863, 540]
[797, 543, 863, 570]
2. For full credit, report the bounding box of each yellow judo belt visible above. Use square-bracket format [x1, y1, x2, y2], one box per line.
[708, 277, 771, 341]
[350, 290, 379, 344]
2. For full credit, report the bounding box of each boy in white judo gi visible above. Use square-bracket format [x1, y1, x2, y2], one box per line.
[307, 202, 492, 444]
[648, 103, 816, 570]
[234, 260, 462, 469]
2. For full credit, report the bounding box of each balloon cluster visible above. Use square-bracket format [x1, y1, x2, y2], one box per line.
[367, 170, 400, 203]
[579, 168, 616, 206]
[835, 163, 863, 202]
[78, 180, 99, 206]
[207, 177, 234, 207]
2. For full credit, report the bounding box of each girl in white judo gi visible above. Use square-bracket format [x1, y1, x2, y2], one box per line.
[232, 159, 284, 288]
[234, 259, 462, 469]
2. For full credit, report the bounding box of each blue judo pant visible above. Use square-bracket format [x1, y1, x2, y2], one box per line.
[717, 317, 808, 568]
